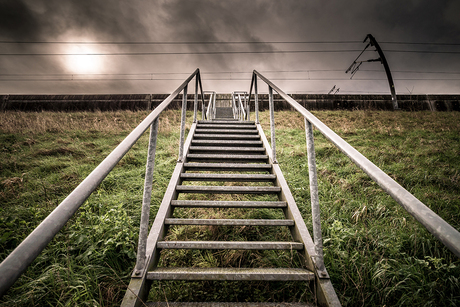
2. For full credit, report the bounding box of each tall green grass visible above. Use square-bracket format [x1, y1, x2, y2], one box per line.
[1, 110, 459, 306]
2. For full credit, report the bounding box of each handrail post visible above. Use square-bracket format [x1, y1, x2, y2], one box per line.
[134, 117, 159, 275]
[245, 92, 249, 121]
[305, 118, 328, 278]
[268, 86, 277, 163]
[193, 76, 198, 123]
[178, 85, 188, 162]
[255, 76, 259, 124]
[201, 92, 205, 121]
[212, 92, 216, 120]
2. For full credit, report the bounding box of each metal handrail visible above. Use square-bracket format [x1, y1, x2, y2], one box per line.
[204, 91, 216, 120]
[0, 69, 206, 297]
[249, 70, 460, 259]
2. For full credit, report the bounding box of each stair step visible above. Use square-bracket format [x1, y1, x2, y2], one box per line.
[192, 140, 263, 147]
[171, 200, 287, 208]
[164, 218, 294, 226]
[197, 124, 256, 129]
[193, 134, 261, 140]
[176, 185, 281, 194]
[186, 154, 268, 163]
[198, 120, 255, 124]
[146, 303, 314, 307]
[157, 241, 304, 250]
[195, 129, 258, 134]
[189, 146, 266, 154]
[147, 267, 314, 281]
[180, 173, 276, 182]
[184, 163, 271, 172]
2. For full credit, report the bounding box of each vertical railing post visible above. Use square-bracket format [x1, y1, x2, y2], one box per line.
[193, 76, 198, 123]
[268, 86, 277, 163]
[202, 91, 205, 121]
[178, 85, 188, 162]
[134, 117, 159, 275]
[245, 92, 249, 121]
[255, 76, 259, 124]
[212, 92, 216, 120]
[304, 118, 327, 277]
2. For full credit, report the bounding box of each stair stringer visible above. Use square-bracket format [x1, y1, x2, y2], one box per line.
[256, 124, 341, 307]
[121, 123, 197, 307]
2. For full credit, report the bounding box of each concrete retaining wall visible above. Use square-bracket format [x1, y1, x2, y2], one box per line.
[1, 94, 459, 112]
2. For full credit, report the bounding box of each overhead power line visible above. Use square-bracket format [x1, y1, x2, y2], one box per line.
[1, 40, 459, 46]
[1, 50, 459, 56]
[0, 40, 363, 45]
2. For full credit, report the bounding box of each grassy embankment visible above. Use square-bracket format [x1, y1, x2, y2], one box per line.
[0, 110, 459, 306]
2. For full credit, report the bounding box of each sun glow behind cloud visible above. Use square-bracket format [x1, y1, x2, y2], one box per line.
[65, 45, 103, 74]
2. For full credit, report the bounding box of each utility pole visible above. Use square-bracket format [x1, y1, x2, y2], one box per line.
[346, 34, 399, 110]
[365, 34, 398, 109]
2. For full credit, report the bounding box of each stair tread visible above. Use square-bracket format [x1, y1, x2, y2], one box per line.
[195, 129, 258, 134]
[180, 173, 275, 182]
[164, 218, 294, 226]
[183, 163, 271, 172]
[197, 124, 256, 129]
[147, 267, 314, 281]
[187, 154, 268, 159]
[176, 185, 281, 194]
[157, 241, 304, 250]
[193, 134, 260, 139]
[189, 146, 265, 152]
[192, 140, 263, 146]
[171, 200, 287, 208]
[198, 120, 255, 124]
[145, 303, 314, 307]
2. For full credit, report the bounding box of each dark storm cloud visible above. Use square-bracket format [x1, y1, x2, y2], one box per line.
[0, 0, 459, 94]
[0, 1, 43, 40]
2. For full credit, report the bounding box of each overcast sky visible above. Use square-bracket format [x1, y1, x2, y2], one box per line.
[1, 0, 459, 95]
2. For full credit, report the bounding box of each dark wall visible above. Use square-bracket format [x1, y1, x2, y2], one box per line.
[1, 94, 459, 112]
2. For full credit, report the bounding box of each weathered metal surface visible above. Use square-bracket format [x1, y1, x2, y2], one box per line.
[145, 302, 315, 307]
[268, 86, 277, 163]
[191, 139, 263, 147]
[197, 120, 255, 124]
[197, 124, 256, 129]
[192, 134, 261, 140]
[178, 85, 188, 162]
[254, 69, 460, 259]
[195, 129, 258, 134]
[189, 146, 266, 154]
[175, 185, 281, 194]
[164, 218, 294, 226]
[135, 117, 159, 274]
[170, 200, 287, 208]
[305, 119, 327, 278]
[122, 123, 197, 307]
[147, 267, 313, 281]
[186, 154, 269, 163]
[157, 241, 303, 250]
[180, 173, 276, 182]
[183, 162, 271, 172]
[0, 69, 202, 298]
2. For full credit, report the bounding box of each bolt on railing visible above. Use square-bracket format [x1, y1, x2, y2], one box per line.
[247, 70, 460, 267]
[0, 69, 206, 296]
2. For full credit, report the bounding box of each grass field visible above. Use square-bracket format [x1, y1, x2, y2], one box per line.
[1, 109, 459, 306]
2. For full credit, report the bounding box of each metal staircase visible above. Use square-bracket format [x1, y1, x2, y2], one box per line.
[121, 105, 339, 306]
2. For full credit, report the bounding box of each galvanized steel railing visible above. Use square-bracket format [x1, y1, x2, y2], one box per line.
[248, 70, 460, 262]
[232, 91, 249, 121]
[0, 69, 206, 296]
[204, 91, 216, 120]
